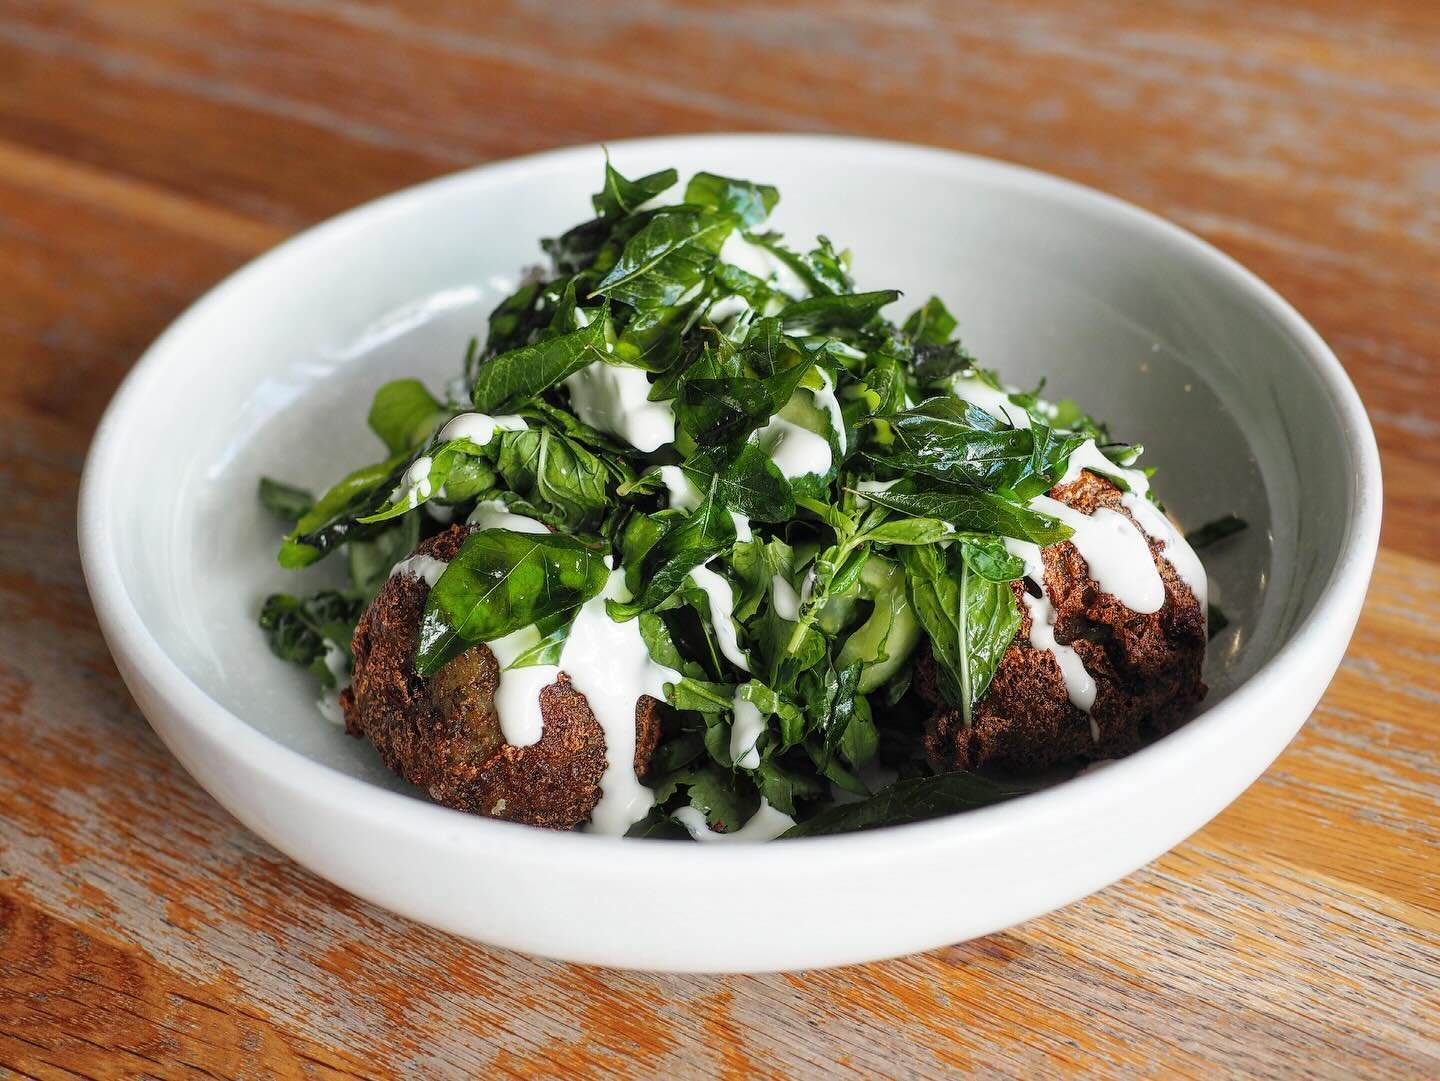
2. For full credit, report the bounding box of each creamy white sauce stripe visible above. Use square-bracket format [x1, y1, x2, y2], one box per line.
[316, 641, 350, 727]
[1004, 538, 1099, 738]
[467, 499, 548, 534]
[389, 552, 449, 587]
[814, 369, 847, 455]
[567, 569, 683, 835]
[950, 372, 1032, 428]
[771, 574, 801, 620]
[1058, 439, 1209, 611]
[438, 412, 529, 448]
[564, 361, 676, 453]
[730, 689, 765, 770]
[485, 626, 558, 748]
[1029, 495, 1165, 614]
[755, 411, 832, 479]
[688, 564, 750, 672]
[674, 797, 794, 842]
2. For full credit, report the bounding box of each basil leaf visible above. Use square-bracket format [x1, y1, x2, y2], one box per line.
[258, 477, 314, 525]
[903, 296, 957, 346]
[592, 162, 678, 219]
[866, 396, 1037, 490]
[679, 376, 774, 446]
[471, 312, 611, 414]
[682, 442, 794, 522]
[591, 207, 737, 309]
[856, 517, 952, 547]
[279, 453, 409, 568]
[900, 546, 966, 708]
[367, 378, 443, 454]
[779, 290, 901, 331]
[608, 496, 737, 620]
[416, 530, 608, 676]
[780, 771, 1038, 837]
[957, 558, 1021, 724]
[958, 536, 1026, 582]
[684, 172, 779, 227]
[859, 485, 1071, 545]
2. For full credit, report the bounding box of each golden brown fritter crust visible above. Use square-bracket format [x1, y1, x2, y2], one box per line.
[340, 524, 662, 830]
[922, 471, 1207, 773]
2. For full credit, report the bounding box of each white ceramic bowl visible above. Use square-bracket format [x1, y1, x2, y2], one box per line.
[79, 135, 1381, 972]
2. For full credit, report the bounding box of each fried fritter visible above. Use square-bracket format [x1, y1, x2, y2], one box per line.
[922, 471, 1207, 773]
[340, 524, 662, 830]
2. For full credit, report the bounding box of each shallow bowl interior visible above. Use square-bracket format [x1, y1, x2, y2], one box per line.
[80, 135, 1379, 971]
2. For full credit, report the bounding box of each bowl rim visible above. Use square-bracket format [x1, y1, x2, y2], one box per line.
[78, 132, 1383, 869]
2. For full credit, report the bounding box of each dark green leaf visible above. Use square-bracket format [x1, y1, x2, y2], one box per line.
[684, 172, 779, 227]
[608, 496, 737, 619]
[258, 477, 314, 525]
[471, 312, 611, 414]
[416, 530, 608, 676]
[958, 559, 1021, 724]
[367, 378, 443, 454]
[859, 485, 1072, 545]
[592, 162, 678, 218]
[779, 290, 901, 331]
[591, 208, 736, 309]
[780, 771, 1039, 837]
[903, 296, 957, 346]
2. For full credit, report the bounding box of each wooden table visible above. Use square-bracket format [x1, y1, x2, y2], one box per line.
[2, 2, 1436, 1076]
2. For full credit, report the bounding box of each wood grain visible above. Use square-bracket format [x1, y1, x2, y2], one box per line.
[0, 1, 1436, 1077]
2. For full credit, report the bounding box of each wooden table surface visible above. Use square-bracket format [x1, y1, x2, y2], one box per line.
[2, 1, 1437, 1077]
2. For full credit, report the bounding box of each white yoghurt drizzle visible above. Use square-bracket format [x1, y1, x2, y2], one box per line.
[950, 371, 1032, 428]
[564, 361, 676, 452]
[813, 368, 848, 455]
[729, 688, 765, 770]
[771, 574, 801, 620]
[1057, 440, 1209, 611]
[755, 410, 832, 480]
[1004, 538, 1099, 737]
[568, 569, 684, 835]
[391, 502, 556, 746]
[688, 564, 750, 672]
[673, 797, 795, 842]
[437, 411, 529, 447]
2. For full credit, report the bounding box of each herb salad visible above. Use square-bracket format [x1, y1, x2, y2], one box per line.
[258, 158, 1213, 839]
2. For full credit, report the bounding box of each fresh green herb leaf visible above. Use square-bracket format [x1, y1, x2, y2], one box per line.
[258, 477, 315, 525]
[684, 172, 779, 227]
[472, 311, 612, 414]
[367, 378, 444, 454]
[416, 530, 608, 676]
[780, 771, 1038, 837]
[608, 495, 737, 620]
[591, 208, 737, 309]
[592, 162, 678, 219]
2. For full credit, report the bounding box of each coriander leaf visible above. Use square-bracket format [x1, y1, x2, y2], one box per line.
[625, 808, 692, 839]
[859, 485, 1072, 545]
[683, 765, 761, 832]
[754, 758, 825, 816]
[684, 172, 779, 227]
[472, 312, 611, 414]
[592, 162, 678, 218]
[258, 477, 314, 525]
[416, 530, 608, 676]
[1187, 514, 1248, 549]
[608, 496, 737, 620]
[367, 378, 444, 454]
[591, 207, 737, 309]
[780, 771, 1038, 837]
